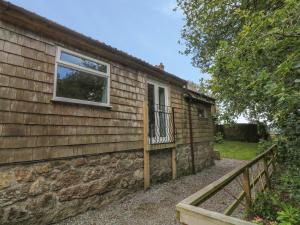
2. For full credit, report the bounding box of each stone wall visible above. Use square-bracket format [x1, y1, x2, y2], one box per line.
[0, 150, 144, 225]
[176, 142, 214, 177]
[150, 149, 172, 184]
[149, 142, 214, 182]
[0, 141, 214, 225]
[193, 142, 215, 171]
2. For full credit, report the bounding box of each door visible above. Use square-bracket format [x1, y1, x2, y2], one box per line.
[147, 81, 169, 144]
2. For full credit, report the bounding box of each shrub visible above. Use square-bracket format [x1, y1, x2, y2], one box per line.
[258, 139, 274, 154]
[248, 191, 279, 222]
[214, 132, 224, 143]
[276, 203, 300, 225]
[249, 166, 300, 224]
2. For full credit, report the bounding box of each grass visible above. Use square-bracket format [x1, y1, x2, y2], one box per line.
[215, 140, 260, 160]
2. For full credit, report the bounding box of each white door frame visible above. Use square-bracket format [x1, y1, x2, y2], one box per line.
[147, 80, 170, 144]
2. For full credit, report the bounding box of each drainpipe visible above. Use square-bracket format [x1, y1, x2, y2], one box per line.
[187, 95, 196, 175]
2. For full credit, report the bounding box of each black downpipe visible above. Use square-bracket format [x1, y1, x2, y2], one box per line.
[187, 98, 196, 174]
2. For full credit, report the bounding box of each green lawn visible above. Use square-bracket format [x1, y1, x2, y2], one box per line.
[215, 140, 260, 160]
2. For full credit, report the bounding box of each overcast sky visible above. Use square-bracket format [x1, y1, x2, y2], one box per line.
[8, 0, 209, 83]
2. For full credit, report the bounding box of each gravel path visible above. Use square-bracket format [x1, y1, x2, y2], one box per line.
[56, 159, 245, 225]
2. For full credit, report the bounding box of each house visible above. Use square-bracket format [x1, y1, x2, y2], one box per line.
[0, 1, 215, 224]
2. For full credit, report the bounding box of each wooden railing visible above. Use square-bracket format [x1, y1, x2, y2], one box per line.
[176, 145, 277, 225]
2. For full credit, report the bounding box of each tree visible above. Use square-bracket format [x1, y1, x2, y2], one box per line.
[177, 0, 300, 163]
[187, 78, 212, 96]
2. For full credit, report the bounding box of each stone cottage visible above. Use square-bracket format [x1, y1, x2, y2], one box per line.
[0, 1, 215, 224]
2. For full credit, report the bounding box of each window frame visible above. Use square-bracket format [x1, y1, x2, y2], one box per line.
[53, 47, 111, 107]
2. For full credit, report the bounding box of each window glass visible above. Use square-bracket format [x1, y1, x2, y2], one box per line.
[198, 106, 207, 118]
[60, 51, 107, 73]
[159, 87, 165, 107]
[148, 83, 155, 138]
[56, 65, 107, 103]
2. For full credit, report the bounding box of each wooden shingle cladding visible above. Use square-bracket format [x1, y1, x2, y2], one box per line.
[170, 87, 214, 146]
[0, 20, 147, 163]
[0, 6, 214, 165]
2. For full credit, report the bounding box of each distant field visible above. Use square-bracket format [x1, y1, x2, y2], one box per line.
[214, 140, 260, 160]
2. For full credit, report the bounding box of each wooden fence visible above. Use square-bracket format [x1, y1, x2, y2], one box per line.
[176, 145, 277, 225]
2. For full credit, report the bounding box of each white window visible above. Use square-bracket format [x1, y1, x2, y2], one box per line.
[53, 47, 110, 107]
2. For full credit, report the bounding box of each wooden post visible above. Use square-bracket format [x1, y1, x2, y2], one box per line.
[271, 146, 276, 172]
[242, 167, 251, 209]
[172, 148, 177, 179]
[263, 157, 271, 189]
[143, 102, 150, 190]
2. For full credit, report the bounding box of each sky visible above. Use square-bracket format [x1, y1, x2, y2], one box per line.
[8, 0, 209, 83]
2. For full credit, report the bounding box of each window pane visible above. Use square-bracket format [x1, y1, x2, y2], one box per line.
[158, 87, 166, 137]
[148, 83, 155, 138]
[60, 51, 107, 73]
[56, 65, 107, 103]
[159, 87, 165, 108]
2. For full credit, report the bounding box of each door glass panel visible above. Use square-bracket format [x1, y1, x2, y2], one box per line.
[148, 83, 155, 138]
[158, 87, 166, 137]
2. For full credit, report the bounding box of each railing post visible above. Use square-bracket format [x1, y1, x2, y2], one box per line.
[172, 107, 176, 143]
[263, 156, 271, 189]
[242, 167, 252, 209]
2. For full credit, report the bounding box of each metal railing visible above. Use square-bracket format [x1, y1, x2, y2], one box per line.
[176, 145, 277, 225]
[148, 104, 175, 145]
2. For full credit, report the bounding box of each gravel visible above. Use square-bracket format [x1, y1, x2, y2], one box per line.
[56, 159, 245, 225]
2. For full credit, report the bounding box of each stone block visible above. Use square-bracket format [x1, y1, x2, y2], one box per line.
[213, 150, 221, 160]
[6, 206, 28, 223]
[14, 167, 35, 182]
[51, 169, 81, 191]
[33, 163, 51, 174]
[58, 178, 109, 202]
[29, 177, 48, 196]
[133, 169, 143, 181]
[0, 170, 15, 190]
